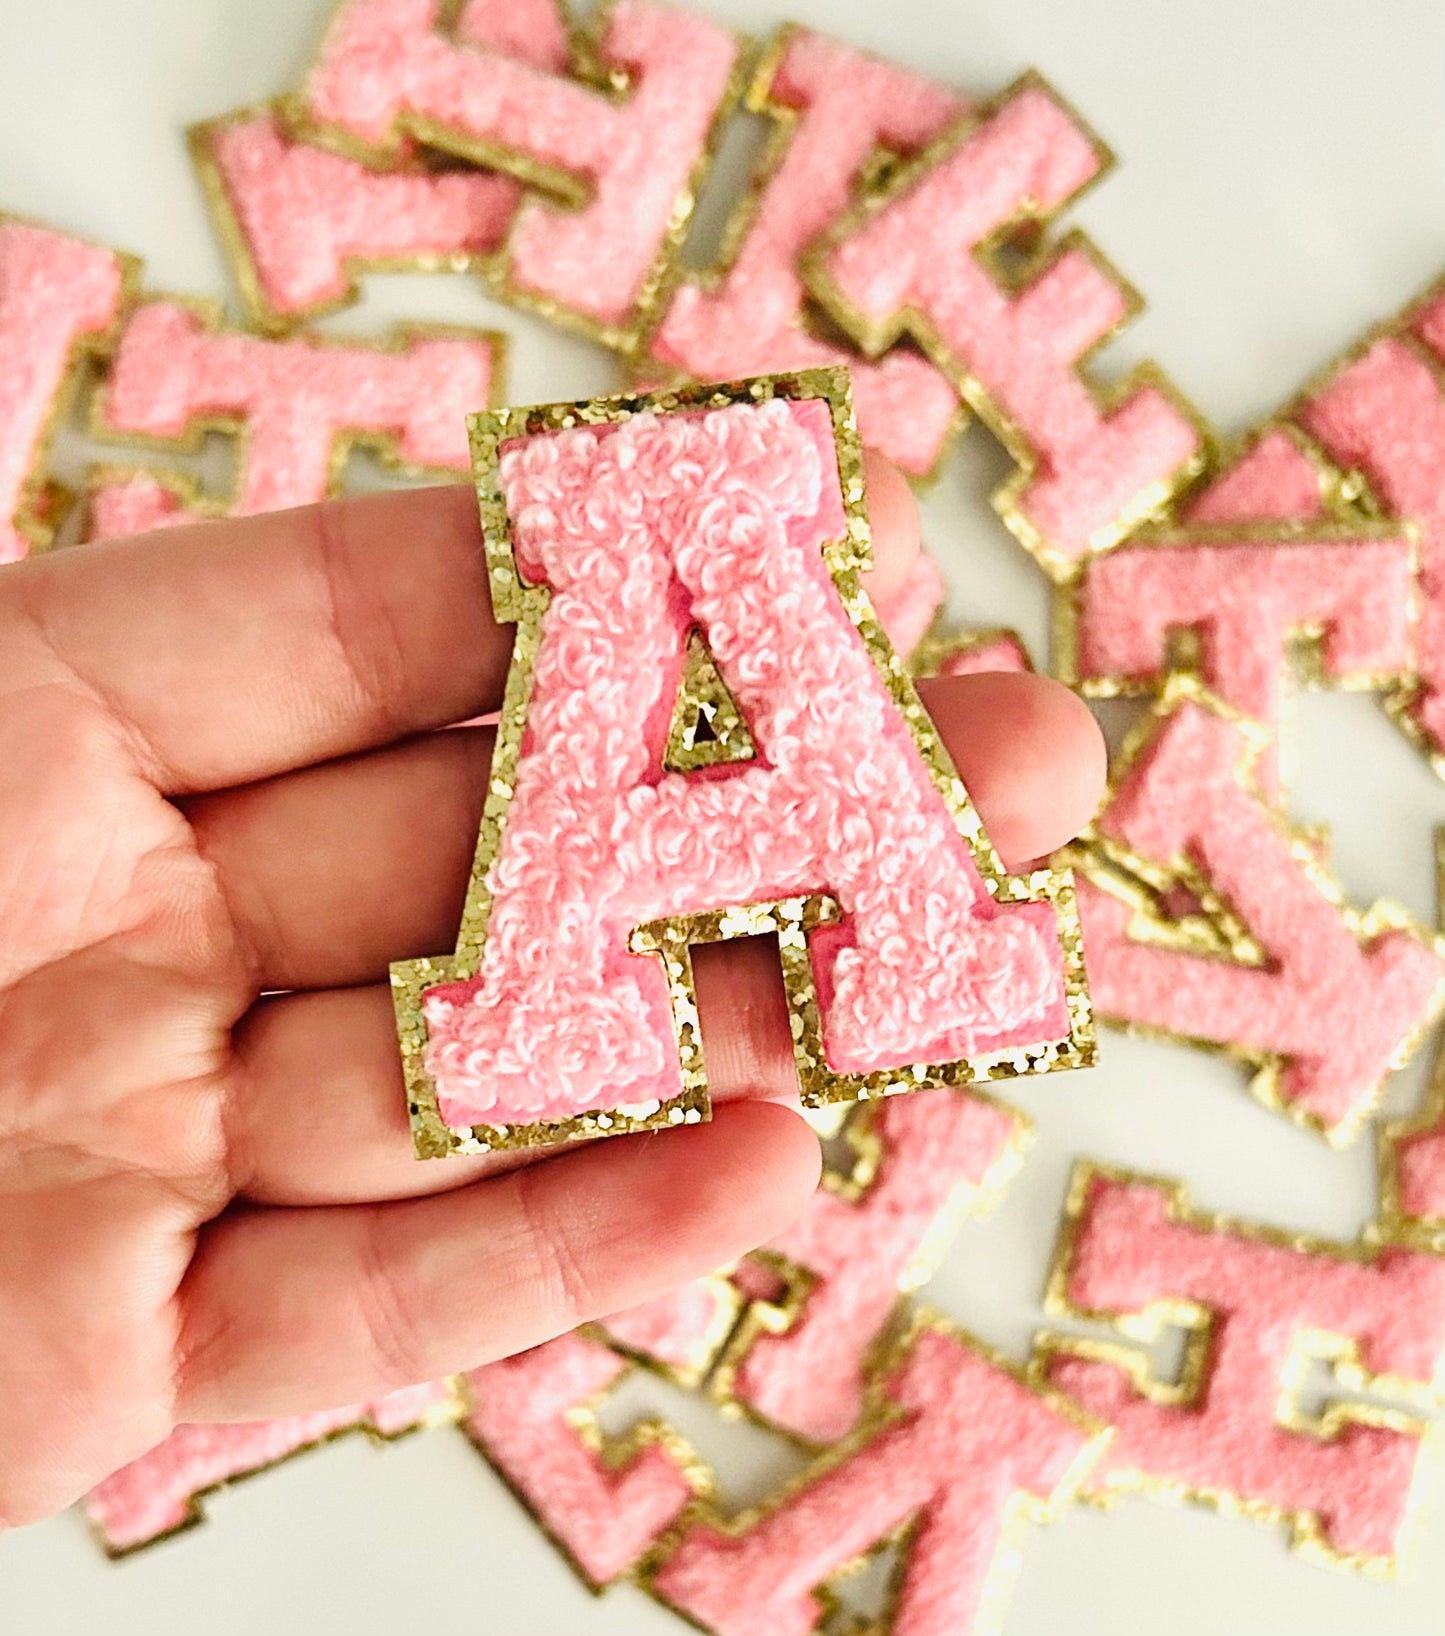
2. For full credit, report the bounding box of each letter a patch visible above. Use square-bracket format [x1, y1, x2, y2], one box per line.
[391, 370, 1093, 1155]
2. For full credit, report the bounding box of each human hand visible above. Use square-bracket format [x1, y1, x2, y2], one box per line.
[0, 458, 1104, 1527]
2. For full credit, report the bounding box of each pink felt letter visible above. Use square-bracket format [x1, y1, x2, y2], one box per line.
[810, 79, 1202, 574]
[464, 1332, 694, 1587]
[1298, 287, 1445, 773]
[0, 220, 127, 561]
[1078, 693, 1443, 1136]
[727, 1088, 1023, 1443]
[199, 109, 524, 328]
[1069, 429, 1414, 794]
[416, 391, 1076, 1132]
[1070, 531, 1413, 796]
[301, 0, 740, 339]
[652, 1324, 1100, 1636]
[1043, 1167, 1445, 1565]
[92, 300, 499, 523]
[646, 27, 964, 476]
[84, 1381, 455, 1554]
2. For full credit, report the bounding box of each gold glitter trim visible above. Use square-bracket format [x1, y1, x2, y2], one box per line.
[1034, 1159, 1445, 1577]
[800, 69, 1212, 582]
[284, 0, 753, 355]
[1, 213, 142, 559]
[707, 1086, 1032, 1451]
[85, 291, 508, 514]
[393, 367, 1095, 1158]
[663, 629, 757, 773]
[640, 1307, 1110, 1636]
[187, 102, 514, 338]
[632, 22, 970, 486]
[91, 1377, 468, 1561]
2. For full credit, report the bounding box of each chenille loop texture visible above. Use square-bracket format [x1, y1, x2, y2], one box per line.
[421, 396, 1067, 1127]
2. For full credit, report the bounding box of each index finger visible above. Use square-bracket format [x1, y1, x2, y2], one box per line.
[2, 485, 509, 795]
[2, 449, 923, 796]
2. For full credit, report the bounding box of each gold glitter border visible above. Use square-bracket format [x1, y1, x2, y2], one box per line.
[800, 69, 1212, 583]
[631, 21, 971, 485]
[85, 291, 508, 514]
[90, 1377, 468, 1561]
[662, 629, 757, 773]
[283, 0, 754, 356]
[639, 1306, 1111, 1636]
[1033, 1158, 1445, 1577]
[392, 366, 1095, 1158]
[0, 212, 142, 559]
[1062, 671, 1445, 1148]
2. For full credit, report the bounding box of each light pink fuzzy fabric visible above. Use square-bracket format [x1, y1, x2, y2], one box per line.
[0, 220, 125, 562]
[421, 397, 1071, 1128]
[731, 1088, 1021, 1444]
[303, 0, 739, 329]
[872, 550, 946, 660]
[653, 1325, 1095, 1636]
[453, 0, 570, 64]
[1078, 696, 1444, 1134]
[92, 300, 497, 526]
[88, 473, 189, 539]
[1299, 293, 1445, 767]
[599, 1281, 735, 1380]
[1183, 428, 1327, 526]
[1395, 1125, 1445, 1226]
[207, 110, 523, 321]
[1074, 430, 1413, 795]
[1046, 1171, 1445, 1561]
[83, 1382, 453, 1553]
[814, 84, 1201, 567]
[1073, 534, 1413, 797]
[465, 1333, 692, 1586]
[935, 631, 1031, 678]
[647, 27, 964, 476]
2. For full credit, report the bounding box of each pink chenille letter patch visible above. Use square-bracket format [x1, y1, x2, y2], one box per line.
[390, 370, 1093, 1155]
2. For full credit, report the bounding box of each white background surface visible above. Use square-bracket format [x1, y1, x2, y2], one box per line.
[4, 2, 1445, 1632]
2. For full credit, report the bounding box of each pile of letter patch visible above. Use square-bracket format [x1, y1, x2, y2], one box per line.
[11, 2, 1445, 1631]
